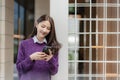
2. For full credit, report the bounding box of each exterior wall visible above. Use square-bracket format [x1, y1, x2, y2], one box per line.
[35, 0, 50, 20]
[50, 0, 68, 80]
[35, 0, 68, 80]
[0, 0, 14, 80]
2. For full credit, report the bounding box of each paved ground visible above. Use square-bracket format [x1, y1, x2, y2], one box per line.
[14, 64, 19, 80]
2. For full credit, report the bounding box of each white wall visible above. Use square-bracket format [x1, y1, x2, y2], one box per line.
[50, 0, 68, 80]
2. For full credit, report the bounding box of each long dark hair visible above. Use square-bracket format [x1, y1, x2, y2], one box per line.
[29, 14, 61, 54]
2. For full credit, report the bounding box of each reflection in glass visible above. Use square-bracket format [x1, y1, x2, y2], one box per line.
[78, 34, 90, 47]
[14, 1, 18, 34]
[69, 62, 75, 74]
[106, 63, 117, 73]
[68, 34, 76, 46]
[119, 48, 120, 60]
[107, 7, 117, 18]
[68, 19, 75, 33]
[92, 63, 103, 74]
[68, 0, 120, 79]
[107, 21, 117, 32]
[96, 7, 104, 18]
[107, 34, 117, 46]
[68, 48, 75, 60]
[106, 77, 117, 80]
[107, 0, 117, 3]
[77, 62, 89, 74]
[92, 77, 103, 80]
[98, 34, 103, 46]
[77, 77, 89, 80]
[98, 21, 103, 32]
[106, 48, 117, 61]
[69, 77, 74, 80]
[77, 48, 89, 60]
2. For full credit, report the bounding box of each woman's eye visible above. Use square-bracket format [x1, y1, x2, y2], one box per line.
[41, 25, 45, 28]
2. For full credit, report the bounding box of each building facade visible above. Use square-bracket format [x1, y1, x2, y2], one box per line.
[0, 0, 68, 80]
[1, 0, 120, 80]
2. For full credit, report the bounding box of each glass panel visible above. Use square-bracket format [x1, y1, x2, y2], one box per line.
[98, 34, 104, 46]
[107, 21, 117, 32]
[98, 21, 104, 32]
[69, 0, 75, 3]
[69, 77, 74, 80]
[77, 62, 89, 74]
[92, 77, 103, 80]
[19, 5, 24, 35]
[107, 34, 117, 46]
[92, 63, 103, 74]
[69, 62, 75, 74]
[107, 0, 117, 3]
[119, 21, 120, 32]
[106, 77, 117, 80]
[68, 48, 75, 60]
[92, 34, 96, 46]
[68, 34, 76, 46]
[92, 48, 96, 60]
[77, 0, 89, 3]
[69, 0, 119, 79]
[118, 63, 120, 74]
[119, 8, 120, 18]
[14, 1, 18, 34]
[96, 0, 104, 3]
[76, 7, 90, 18]
[77, 77, 89, 80]
[92, 7, 97, 18]
[79, 21, 90, 32]
[78, 34, 90, 47]
[107, 7, 117, 18]
[68, 19, 75, 33]
[83, 7, 90, 18]
[106, 63, 117, 73]
[118, 48, 120, 60]
[77, 48, 89, 60]
[14, 39, 18, 63]
[97, 48, 104, 61]
[92, 21, 96, 32]
[96, 7, 104, 18]
[106, 48, 117, 61]
[69, 0, 75, 19]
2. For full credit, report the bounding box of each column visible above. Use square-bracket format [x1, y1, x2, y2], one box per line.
[0, 0, 14, 80]
[50, 0, 68, 80]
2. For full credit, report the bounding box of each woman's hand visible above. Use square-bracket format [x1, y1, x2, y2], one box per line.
[30, 52, 47, 61]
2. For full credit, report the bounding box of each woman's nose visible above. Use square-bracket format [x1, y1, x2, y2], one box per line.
[43, 28, 47, 32]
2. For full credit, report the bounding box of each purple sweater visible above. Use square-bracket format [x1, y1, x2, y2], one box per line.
[16, 38, 59, 80]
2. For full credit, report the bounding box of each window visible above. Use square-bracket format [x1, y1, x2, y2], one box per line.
[14, 0, 34, 63]
[68, 0, 120, 80]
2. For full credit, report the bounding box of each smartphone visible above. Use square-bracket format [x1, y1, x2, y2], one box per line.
[42, 46, 52, 55]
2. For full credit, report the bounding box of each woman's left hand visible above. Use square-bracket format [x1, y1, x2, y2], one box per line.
[44, 49, 53, 61]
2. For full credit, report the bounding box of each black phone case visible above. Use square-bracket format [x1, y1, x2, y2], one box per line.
[42, 46, 51, 55]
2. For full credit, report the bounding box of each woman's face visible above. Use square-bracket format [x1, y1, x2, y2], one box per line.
[36, 20, 51, 39]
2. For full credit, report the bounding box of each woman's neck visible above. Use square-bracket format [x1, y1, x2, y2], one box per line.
[36, 35, 44, 42]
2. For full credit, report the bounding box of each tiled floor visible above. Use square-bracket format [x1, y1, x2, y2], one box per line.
[14, 64, 18, 80]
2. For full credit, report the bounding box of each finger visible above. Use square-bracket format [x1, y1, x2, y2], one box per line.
[48, 49, 52, 55]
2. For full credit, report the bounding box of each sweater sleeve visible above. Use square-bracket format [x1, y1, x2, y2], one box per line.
[48, 53, 59, 75]
[16, 41, 35, 73]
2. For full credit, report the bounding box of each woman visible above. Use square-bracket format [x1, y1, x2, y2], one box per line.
[16, 14, 61, 80]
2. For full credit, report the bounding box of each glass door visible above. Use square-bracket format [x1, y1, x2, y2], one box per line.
[68, 0, 120, 80]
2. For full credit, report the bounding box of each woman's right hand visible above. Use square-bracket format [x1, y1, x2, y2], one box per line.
[29, 52, 47, 61]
